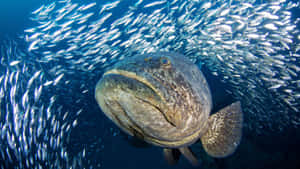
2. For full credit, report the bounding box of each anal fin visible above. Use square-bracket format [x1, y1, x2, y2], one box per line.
[200, 101, 243, 158]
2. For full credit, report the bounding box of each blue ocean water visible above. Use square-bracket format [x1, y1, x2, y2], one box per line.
[0, 0, 300, 169]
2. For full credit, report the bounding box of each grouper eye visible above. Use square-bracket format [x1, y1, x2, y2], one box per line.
[160, 57, 171, 68]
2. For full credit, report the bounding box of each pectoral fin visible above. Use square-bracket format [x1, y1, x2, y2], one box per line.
[200, 101, 243, 158]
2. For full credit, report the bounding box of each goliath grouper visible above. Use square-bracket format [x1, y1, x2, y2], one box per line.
[95, 52, 243, 166]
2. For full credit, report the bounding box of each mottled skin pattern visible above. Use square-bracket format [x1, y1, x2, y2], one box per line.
[95, 52, 212, 148]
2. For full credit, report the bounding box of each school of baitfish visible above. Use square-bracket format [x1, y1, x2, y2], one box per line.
[0, 0, 300, 168]
[0, 40, 89, 168]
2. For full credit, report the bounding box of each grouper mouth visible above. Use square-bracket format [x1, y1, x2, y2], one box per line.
[95, 69, 175, 140]
[103, 69, 167, 116]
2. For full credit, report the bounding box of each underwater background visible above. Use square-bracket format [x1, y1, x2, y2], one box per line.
[0, 0, 300, 168]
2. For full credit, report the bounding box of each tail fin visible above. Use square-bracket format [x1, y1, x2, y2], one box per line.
[200, 101, 243, 158]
